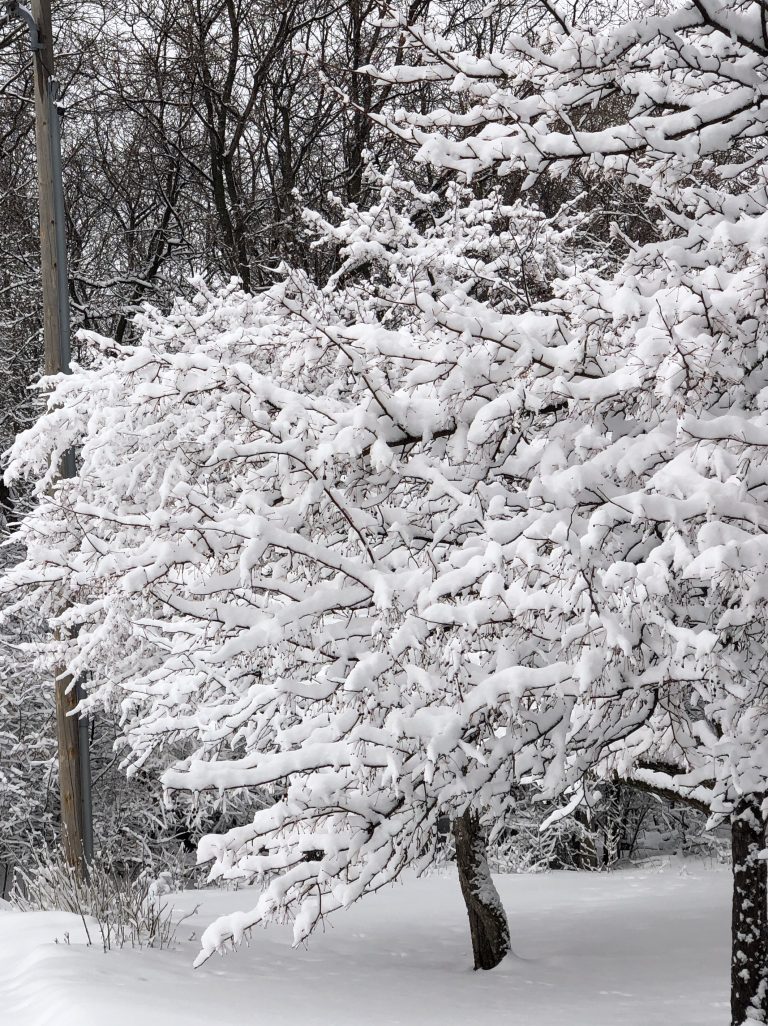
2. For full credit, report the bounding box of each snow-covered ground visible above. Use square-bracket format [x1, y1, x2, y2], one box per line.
[0, 861, 729, 1026]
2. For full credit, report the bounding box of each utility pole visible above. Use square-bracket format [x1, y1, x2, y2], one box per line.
[6, 0, 93, 869]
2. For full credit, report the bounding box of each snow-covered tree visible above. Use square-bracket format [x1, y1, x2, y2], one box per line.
[366, 4, 768, 1020]
[6, 1, 768, 1022]
[1, 176, 582, 968]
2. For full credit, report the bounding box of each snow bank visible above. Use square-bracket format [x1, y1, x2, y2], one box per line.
[0, 865, 729, 1025]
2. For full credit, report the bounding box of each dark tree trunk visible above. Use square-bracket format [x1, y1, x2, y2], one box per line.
[453, 809, 510, 970]
[731, 797, 768, 1026]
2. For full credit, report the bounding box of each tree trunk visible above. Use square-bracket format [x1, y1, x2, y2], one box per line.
[731, 797, 768, 1026]
[453, 809, 510, 970]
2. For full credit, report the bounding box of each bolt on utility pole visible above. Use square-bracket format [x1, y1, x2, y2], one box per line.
[6, 0, 93, 869]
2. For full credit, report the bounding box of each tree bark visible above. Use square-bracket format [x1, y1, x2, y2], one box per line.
[453, 809, 510, 970]
[731, 797, 768, 1026]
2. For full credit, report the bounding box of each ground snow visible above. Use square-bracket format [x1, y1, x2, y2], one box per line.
[0, 862, 729, 1025]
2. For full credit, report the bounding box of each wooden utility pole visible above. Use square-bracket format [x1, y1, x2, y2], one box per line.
[9, 0, 93, 869]
[29, 0, 66, 380]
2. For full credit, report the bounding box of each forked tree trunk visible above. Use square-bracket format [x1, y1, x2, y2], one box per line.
[453, 809, 511, 970]
[731, 798, 768, 1026]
